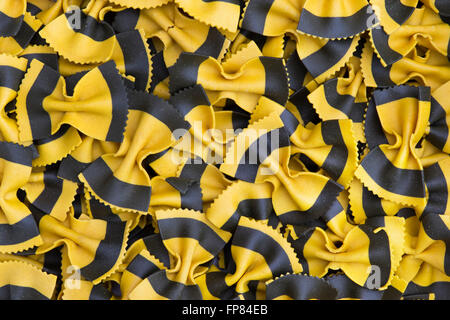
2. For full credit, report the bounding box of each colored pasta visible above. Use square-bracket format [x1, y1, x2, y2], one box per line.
[0, 0, 448, 301]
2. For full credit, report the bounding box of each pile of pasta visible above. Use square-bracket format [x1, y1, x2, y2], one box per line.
[0, 0, 449, 300]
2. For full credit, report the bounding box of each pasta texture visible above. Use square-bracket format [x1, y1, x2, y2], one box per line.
[0, 0, 448, 300]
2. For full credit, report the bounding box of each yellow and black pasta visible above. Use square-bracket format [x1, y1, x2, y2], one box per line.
[308, 56, 368, 142]
[25, 0, 57, 17]
[350, 154, 450, 223]
[24, 1, 60, 47]
[80, 89, 190, 213]
[31, 125, 82, 167]
[235, 97, 359, 186]
[19, 45, 59, 71]
[313, 193, 355, 240]
[240, 0, 304, 37]
[219, 108, 290, 183]
[128, 209, 231, 300]
[265, 273, 338, 300]
[0, 54, 28, 143]
[32, 196, 132, 284]
[326, 273, 405, 300]
[356, 85, 431, 207]
[361, 39, 450, 91]
[0, 260, 57, 300]
[182, 158, 232, 199]
[422, 0, 450, 23]
[61, 280, 113, 300]
[397, 213, 450, 299]
[169, 84, 226, 163]
[296, 35, 362, 84]
[206, 180, 274, 232]
[57, 134, 119, 183]
[370, 5, 450, 67]
[111, 3, 230, 67]
[173, 0, 242, 33]
[289, 118, 358, 188]
[288, 87, 321, 126]
[297, 0, 376, 39]
[169, 87, 250, 167]
[112, 30, 153, 91]
[428, 81, 450, 153]
[150, 175, 203, 211]
[230, 30, 285, 59]
[220, 110, 346, 226]
[285, 49, 313, 93]
[369, 0, 418, 34]
[349, 178, 417, 224]
[56, 28, 153, 92]
[199, 216, 302, 299]
[288, 216, 405, 289]
[242, 0, 376, 39]
[0, 0, 448, 303]
[169, 51, 289, 112]
[120, 247, 167, 299]
[22, 163, 79, 222]
[147, 49, 170, 98]
[0, 141, 42, 254]
[419, 156, 450, 219]
[39, 0, 118, 64]
[108, 0, 171, 9]
[0, 10, 42, 56]
[0, 0, 27, 38]
[16, 59, 129, 143]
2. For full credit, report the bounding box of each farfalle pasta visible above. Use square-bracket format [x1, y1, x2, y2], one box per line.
[297, 0, 376, 39]
[0, 11, 42, 56]
[308, 56, 368, 142]
[23, 163, 79, 222]
[198, 216, 302, 300]
[265, 273, 338, 300]
[326, 273, 407, 299]
[0, 54, 28, 143]
[0, 0, 28, 38]
[356, 85, 432, 207]
[108, 0, 171, 9]
[19, 45, 59, 72]
[128, 209, 231, 299]
[39, 0, 118, 64]
[57, 134, 119, 182]
[112, 3, 229, 67]
[79, 89, 189, 213]
[419, 156, 450, 218]
[16, 59, 129, 143]
[169, 43, 289, 112]
[361, 40, 450, 90]
[174, 0, 241, 33]
[0, 0, 448, 302]
[169, 85, 230, 163]
[33, 196, 132, 284]
[0, 142, 41, 254]
[397, 213, 450, 298]
[348, 178, 417, 224]
[173, 158, 232, 205]
[288, 216, 405, 289]
[370, 5, 450, 67]
[0, 260, 57, 299]
[242, 0, 376, 39]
